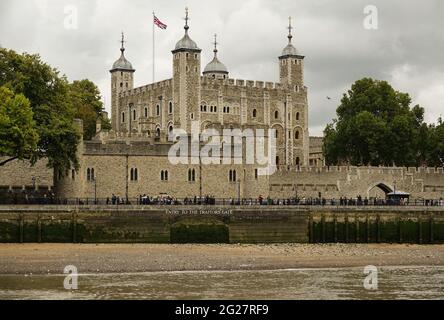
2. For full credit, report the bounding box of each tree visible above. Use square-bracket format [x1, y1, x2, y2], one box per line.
[0, 48, 80, 171]
[69, 79, 111, 140]
[427, 118, 444, 167]
[0, 86, 39, 165]
[323, 78, 426, 167]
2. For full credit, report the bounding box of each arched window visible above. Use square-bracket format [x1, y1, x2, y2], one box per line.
[87, 168, 91, 181]
[210, 106, 213, 112]
[252, 109, 257, 118]
[122, 112, 125, 123]
[192, 169, 195, 181]
[134, 168, 138, 181]
[165, 170, 169, 181]
[229, 170, 237, 182]
[156, 104, 160, 116]
[296, 112, 300, 120]
[275, 129, 278, 139]
[295, 130, 300, 140]
[274, 110, 279, 119]
[144, 107, 148, 118]
[296, 157, 300, 166]
[130, 168, 133, 181]
[168, 126, 173, 141]
[169, 102, 173, 114]
[161, 170, 164, 181]
[276, 156, 280, 165]
[214, 106, 217, 113]
[91, 168, 95, 181]
[120, 82, 123, 88]
[156, 128, 161, 137]
[133, 109, 136, 121]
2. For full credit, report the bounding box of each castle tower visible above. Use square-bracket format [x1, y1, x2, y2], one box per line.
[203, 34, 229, 79]
[110, 32, 135, 132]
[279, 17, 304, 86]
[172, 7, 202, 132]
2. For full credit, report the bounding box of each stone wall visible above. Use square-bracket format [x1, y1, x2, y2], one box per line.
[1, 205, 443, 244]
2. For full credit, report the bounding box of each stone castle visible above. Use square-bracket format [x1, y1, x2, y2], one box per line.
[1, 9, 444, 202]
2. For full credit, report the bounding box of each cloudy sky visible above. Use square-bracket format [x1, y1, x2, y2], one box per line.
[1, 0, 443, 135]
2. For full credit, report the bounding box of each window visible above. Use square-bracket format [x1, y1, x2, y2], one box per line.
[274, 110, 279, 119]
[275, 129, 278, 139]
[133, 109, 136, 121]
[296, 157, 300, 166]
[276, 156, 280, 165]
[252, 109, 257, 118]
[229, 170, 237, 182]
[188, 169, 196, 182]
[156, 128, 161, 137]
[122, 112, 125, 123]
[210, 106, 213, 112]
[190, 113, 194, 120]
[296, 112, 300, 121]
[156, 105, 160, 116]
[254, 169, 258, 180]
[295, 130, 300, 140]
[87, 168, 95, 182]
[169, 102, 173, 114]
[214, 106, 217, 113]
[161, 170, 169, 181]
[120, 82, 123, 88]
[145, 107, 148, 118]
[130, 168, 138, 181]
[194, 54, 198, 59]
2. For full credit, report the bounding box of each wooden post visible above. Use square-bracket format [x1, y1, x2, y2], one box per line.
[72, 212, 77, 243]
[398, 216, 403, 244]
[418, 215, 422, 245]
[37, 215, 42, 243]
[430, 214, 434, 244]
[366, 214, 370, 243]
[333, 214, 337, 243]
[309, 215, 314, 243]
[321, 214, 326, 243]
[376, 214, 381, 243]
[355, 214, 359, 243]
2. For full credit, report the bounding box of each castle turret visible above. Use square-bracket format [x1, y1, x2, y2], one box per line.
[172, 7, 202, 132]
[110, 32, 135, 132]
[203, 34, 229, 79]
[279, 17, 304, 86]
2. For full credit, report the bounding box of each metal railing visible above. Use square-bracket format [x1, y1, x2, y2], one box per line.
[0, 196, 443, 207]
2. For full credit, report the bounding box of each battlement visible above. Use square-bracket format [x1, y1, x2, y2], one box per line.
[119, 79, 173, 98]
[274, 165, 444, 174]
[201, 77, 307, 93]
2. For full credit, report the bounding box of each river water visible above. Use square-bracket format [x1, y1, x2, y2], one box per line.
[0, 266, 442, 300]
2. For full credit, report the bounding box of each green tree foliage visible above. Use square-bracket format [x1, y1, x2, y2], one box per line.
[69, 79, 111, 140]
[323, 78, 428, 167]
[0, 48, 79, 170]
[0, 86, 39, 162]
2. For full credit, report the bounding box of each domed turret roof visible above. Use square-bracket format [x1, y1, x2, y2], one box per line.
[281, 43, 298, 56]
[111, 33, 135, 72]
[203, 34, 228, 75]
[280, 17, 302, 58]
[173, 8, 201, 52]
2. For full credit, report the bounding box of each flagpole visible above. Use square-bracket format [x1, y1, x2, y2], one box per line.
[152, 11, 155, 83]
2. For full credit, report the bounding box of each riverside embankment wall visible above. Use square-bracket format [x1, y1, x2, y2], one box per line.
[0, 206, 443, 244]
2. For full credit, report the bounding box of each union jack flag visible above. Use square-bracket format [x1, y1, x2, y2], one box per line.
[154, 15, 167, 29]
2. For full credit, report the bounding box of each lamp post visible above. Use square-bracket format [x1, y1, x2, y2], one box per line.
[93, 175, 97, 204]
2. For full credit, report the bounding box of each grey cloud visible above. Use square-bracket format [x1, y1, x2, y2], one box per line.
[1, 0, 443, 136]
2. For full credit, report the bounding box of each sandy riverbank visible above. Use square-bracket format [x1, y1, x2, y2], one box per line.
[0, 243, 443, 274]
